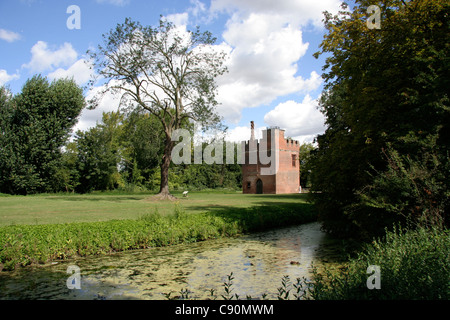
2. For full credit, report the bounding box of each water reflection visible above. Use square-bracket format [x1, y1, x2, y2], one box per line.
[0, 222, 343, 300]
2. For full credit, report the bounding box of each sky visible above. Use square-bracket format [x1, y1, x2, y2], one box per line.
[0, 0, 343, 144]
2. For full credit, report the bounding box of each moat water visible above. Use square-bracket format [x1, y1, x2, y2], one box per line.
[0, 222, 344, 300]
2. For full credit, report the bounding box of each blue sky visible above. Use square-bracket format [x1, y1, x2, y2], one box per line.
[0, 0, 343, 143]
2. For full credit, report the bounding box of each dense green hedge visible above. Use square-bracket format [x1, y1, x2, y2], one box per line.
[0, 203, 317, 271]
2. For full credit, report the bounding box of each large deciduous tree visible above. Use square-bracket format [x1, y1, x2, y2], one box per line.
[0, 76, 85, 195]
[311, 0, 449, 239]
[88, 18, 228, 199]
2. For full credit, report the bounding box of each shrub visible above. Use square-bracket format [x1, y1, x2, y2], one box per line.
[307, 226, 450, 300]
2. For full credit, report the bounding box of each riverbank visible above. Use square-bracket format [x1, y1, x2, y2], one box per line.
[0, 201, 317, 272]
[0, 222, 339, 300]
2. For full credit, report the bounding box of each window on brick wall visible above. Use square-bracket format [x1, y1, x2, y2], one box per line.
[247, 182, 251, 189]
[292, 154, 297, 167]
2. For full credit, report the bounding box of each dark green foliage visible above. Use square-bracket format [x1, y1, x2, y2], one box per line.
[311, 0, 450, 238]
[75, 128, 120, 193]
[0, 76, 85, 195]
[70, 110, 242, 193]
[74, 112, 124, 193]
[170, 140, 243, 191]
[0, 76, 239, 195]
[357, 142, 449, 232]
[306, 226, 450, 300]
[299, 143, 315, 189]
[221, 272, 235, 300]
[57, 142, 80, 193]
[120, 110, 164, 187]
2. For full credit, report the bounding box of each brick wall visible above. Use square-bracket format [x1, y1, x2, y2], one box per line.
[242, 127, 300, 194]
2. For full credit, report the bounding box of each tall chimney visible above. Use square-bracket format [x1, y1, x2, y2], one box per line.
[250, 121, 255, 141]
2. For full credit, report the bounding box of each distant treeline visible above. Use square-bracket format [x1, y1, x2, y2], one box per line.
[66, 110, 243, 194]
[0, 76, 242, 195]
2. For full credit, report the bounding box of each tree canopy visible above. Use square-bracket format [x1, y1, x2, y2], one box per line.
[88, 17, 228, 199]
[0, 76, 85, 195]
[311, 0, 449, 239]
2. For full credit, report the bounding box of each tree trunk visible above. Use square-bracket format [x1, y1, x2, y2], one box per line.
[154, 137, 177, 201]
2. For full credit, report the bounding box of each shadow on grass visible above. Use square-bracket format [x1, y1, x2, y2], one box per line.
[204, 202, 318, 233]
[241, 193, 309, 201]
[45, 196, 145, 202]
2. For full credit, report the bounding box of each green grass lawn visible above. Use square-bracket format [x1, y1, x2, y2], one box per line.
[0, 191, 309, 226]
[0, 191, 316, 270]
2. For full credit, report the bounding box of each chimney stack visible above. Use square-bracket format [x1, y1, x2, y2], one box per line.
[250, 121, 255, 141]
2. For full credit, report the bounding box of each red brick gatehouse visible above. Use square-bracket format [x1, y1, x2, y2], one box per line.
[242, 122, 300, 194]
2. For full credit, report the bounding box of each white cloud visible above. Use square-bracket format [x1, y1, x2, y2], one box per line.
[210, 0, 341, 27]
[48, 59, 93, 86]
[22, 41, 78, 73]
[189, 0, 207, 18]
[215, 12, 321, 123]
[204, 0, 341, 124]
[0, 70, 20, 86]
[264, 95, 326, 142]
[225, 124, 263, 142]
[166, 12, 189, 26]
[0, 29, 21, 42]
[73, 83, 123, 133]
[73, 0, 337, 136]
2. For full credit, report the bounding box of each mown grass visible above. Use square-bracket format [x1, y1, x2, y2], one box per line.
[0, 200, 317, 272]
[0, 191, 307, 226]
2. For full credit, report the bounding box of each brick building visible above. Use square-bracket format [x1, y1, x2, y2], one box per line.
[242, 122, 300, 194]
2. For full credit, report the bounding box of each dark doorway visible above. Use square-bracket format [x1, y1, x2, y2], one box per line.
[256, 179, 263, 194]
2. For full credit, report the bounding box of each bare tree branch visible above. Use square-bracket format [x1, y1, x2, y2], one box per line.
[87, 17, 228, 197]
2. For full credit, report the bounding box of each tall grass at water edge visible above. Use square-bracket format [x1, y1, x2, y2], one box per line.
[305, 225, 450, 300]
[0, 202, 317, 271]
